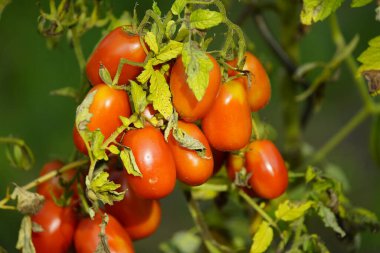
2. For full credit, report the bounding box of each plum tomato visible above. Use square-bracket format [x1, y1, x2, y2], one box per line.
[168, 120, 214, 186]
[121, 126, 176, 199]
[86, 26, 146, 86]
[73, 83, 131, 155]
[201, 80, 252, 151]
[211, 148, 226, 175]
[31, 199, 76, 253]
[245, 140, 288, 199]
[74, 213, 134, 253]
[105, 169, 161, 240]
[170, 54, 221, 122]
[227, 52, 271, 112]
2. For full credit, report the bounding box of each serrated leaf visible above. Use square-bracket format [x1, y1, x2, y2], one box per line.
[250, 221, 273, 253]
[144, 31, 159, 54]
[175, 23, 189, 41]
[166, 20, 176, 39]
[108, 145, 120, 155]
[95, 214, 111, 253]
[91, 130, 108, 161]
[76, 89, 96, 131]
[152, 1, 161, 16]
[130, 81, 148, 113]
[137, 59, 154, 84]
[301, 0, 345, 25]
[87, 170, 125, 205]
[11, 186, 44, 215]
[148, 70, 173, 119]
[16, 216, 36, 253]
[171, 0, 186, 15]
[164, 112, 178, 141]
[49, 86, 78, 99]
[305, 166, 317, 183]
[358, 36, 380, 95]
[153, 40, 183, 65]
[182, 42, 214, 101]
[317, 203, 346, 237]
[173, 127, 207, 158]
[351, 0, 373, 7]
[99, 65, 112, 85]
[120, 148, 142, 177]
[275, 200, 314, 222]
[190, 9, 223, 29]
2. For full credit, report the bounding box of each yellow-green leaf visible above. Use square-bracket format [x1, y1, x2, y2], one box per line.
[120, 148, 142, 177]
[16, 216, 36, 253]
[190, 9, 223, 30]
[173, 127, 207, 158]
[148, 70, 173, 119]
[275, 200, 314, 222]
[250, 221, 273, 253]
[153, 40, 183, 65]
[171, 0, 186, 15]
[86, 170, 124, 205]
[130, 81, 148, 113]
[301, 0, 345, 25]
[108, 145, 120, 155]
[351, 0, 373, 7]
[137, 59, 154, 84]
[144, 31, 159, 54]
[358, 36, 380, 73]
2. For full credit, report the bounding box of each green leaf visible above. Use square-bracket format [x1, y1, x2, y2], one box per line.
[144, 31, 159, 54]
[171, 0, 186, 15]
[49, 86, 79, 99]
[76, 89, 96, 131]
[137, 59, 154, 84]
[172, 231, 202, 253]
[153, 40, 183, 65]
[86, 170, 125, 205]
[190, 9, 223, 30]
[275, 200, 314, 222]
[301, 0, 345, 25]
[165, 20, 176, 39]
[351, 0, 373, 7]
[305, 166, 318, 183]
[108, 145, 120, 155]
[11, 186, 44, 215]
[175, 23, 189, 41]
[164, 112, 178, 141]
[95, 214, 111, 253]
[250, 221, 273, 253]
[182, 42, 214, 101]
[120, 148, 142, 177]
[91, 130, 108, 161]
[16, 216, 36, 253]
[148, 70, 173, 119]
[173, 127, 207, 158]
[358, 36, 380, 95]
[0, 0, 11, 20]
[99, 65, 112, 85]
[5, 140, 34, 171]
[317, 203, 346, 237]
[346, 207, 380, 231]
[130, 81, 148, 113]
[152, 1, 161, 16]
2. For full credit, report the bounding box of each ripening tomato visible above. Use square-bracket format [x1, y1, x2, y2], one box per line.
[105, 169, 161, 240]
[32, 200, 76, 253]
[226, 153, 256, 197]
[37, 160, 78, 204]
[201, 80, 252, 151]
[168, 121, 214, 186]
[74, 213, 134, 253]
[86, 26, 146, 85]
[122, 126, 176, 199]
[73, 83, 131, 154]
[227, 52, 271, 112]
[170, 54, 221, 122]
[245, 140, 288, 199]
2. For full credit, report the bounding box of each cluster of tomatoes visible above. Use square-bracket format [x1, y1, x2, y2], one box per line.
[30, 24, 288, 252]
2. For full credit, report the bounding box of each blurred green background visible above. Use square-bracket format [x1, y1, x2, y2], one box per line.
[0, 0, 379, 252]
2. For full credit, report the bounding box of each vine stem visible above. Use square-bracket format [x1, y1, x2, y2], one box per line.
[0, 159, 88, 209]
[308, 107, 370, 165]
[183, 188, 235, 253]
[70, 27, 86, 74]
[238, 190, 282, 236]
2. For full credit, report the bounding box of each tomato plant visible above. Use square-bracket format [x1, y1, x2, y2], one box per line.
[86, 26, 146, 86]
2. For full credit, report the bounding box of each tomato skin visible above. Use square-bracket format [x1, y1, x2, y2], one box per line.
[74, 213, 134, 253]
[31, 200, 76, 253]
[86, 27, 146, 85]
[168, 121, 214, 186]
[122, 126, 176, 199]
[201, 80, 252, 151]
[226, 153, 245, 181]
[37, 160, 78, 204]
[212, 148, 226, 175]
[104, 169, 161, 240]
[227, 52, 271, 112]
[245, 140, 288, 199]
[73, 83, 131, 154]
[170, 54, 221, 122]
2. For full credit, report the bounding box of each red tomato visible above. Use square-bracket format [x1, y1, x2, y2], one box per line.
[74, 213, 134, 253]
[105, 169, 161, 240]
[227, 52, 271, 112]
[201, 80, 252, 151]
[32, 200, 76, 253]
[170, 54, 221, 122]
[37, 160, 78, 204]
[86, 26, 146, 85]
[245, 140, 288, 199]
[212, 148, 226, 175]
[122, 126, 176, 199]
[168, 120, 214, 186]
[73, 83, 131, 154]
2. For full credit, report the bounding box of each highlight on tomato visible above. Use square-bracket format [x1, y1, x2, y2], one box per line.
[86, 26, 146, 86]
